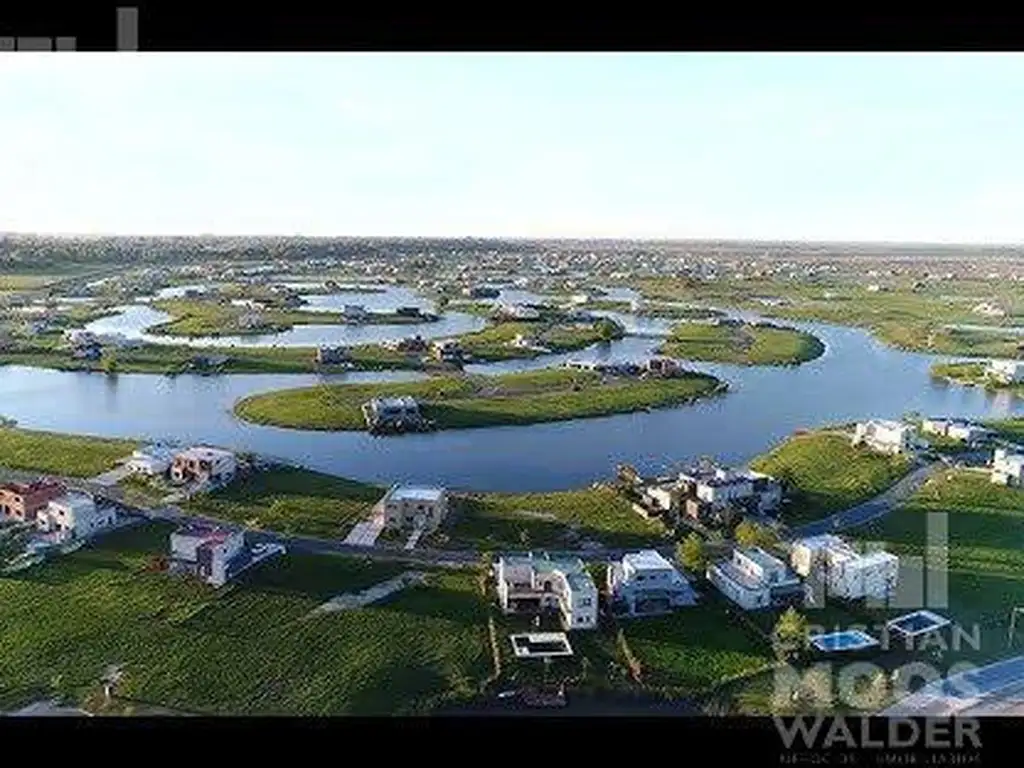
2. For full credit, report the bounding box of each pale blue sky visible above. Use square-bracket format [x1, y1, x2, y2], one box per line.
[3, 53, 1024, 242]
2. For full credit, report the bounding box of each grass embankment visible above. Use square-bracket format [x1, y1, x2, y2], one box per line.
[182, 466, 381, 539]
[0, 524, 491, 714]
[636, 276, 1024, 359]
[148, 298, 437, 338]
[637, 305, 726, 321]
[0, 274, 65, 290]
[456, 319, 622, 361]
[658, 322, 824, 366]
[750, 430, 914, 526]
[852, 467, 1024, 665]
[931, 360, 1024, 397]
[0, 426, 135, 477]
[441, 486, 665, 551]
[234, 367, 724, 432]
[0, 337, 424, 375]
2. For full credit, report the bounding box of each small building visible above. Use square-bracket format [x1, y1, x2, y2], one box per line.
[383, 335, 429, 353]
[677, 464, 783, 520]
[170, 446, 237, 486]
[494, 552, 598, 631]
[790, 534, 899, 604]
[494, 304, 541, 321]
[36, 492, 115, 540]
[314, 345, 350, 365]
[992, 448, 1024, 486]
[646, 357, 681, 377]
[125, 445, 175, 477]
[0, 479, 67, 523]
[379, 484, 448, 534]
[607, 550, 698, 617]
[921, 418, 991, 446]
[363, 396, 424, 431]
[431, 338, 463, 363]
[706, 546, 804, 611]
[986, 359, 1024, 385]
[852, 419, 915, 455]
[169, 523, 246, 588]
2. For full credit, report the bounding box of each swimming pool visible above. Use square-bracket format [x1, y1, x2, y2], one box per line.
[810, 629, 881, 653]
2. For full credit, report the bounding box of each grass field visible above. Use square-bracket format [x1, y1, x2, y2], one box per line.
[0, 523, 492, 714]
[0, 426, 135, 477]
[148, 298, 437, 338]
[456, 319, 621, 361]
[658, 322, 825, 366]
[0, 274, 64, 290]
[182, 466, 381, 539]
[440, 486, 666, 551]
[750, 431, 914, 526]
[234, 367, 724, 432]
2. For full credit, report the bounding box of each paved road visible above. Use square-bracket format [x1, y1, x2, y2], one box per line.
[789, 459, 946, 539]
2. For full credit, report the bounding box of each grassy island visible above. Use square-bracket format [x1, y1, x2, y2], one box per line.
[234, 367, 724, 432]
[750, 429, 914, 526]
[456, 317, 624, 361]
[149, 298, 439, 338]
[657, 322, 824, 366]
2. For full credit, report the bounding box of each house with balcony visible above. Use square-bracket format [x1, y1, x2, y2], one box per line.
[170, 446, 237, 487]
[852, 419, 916, 455]
[992, 448, 1024, 486]
[494, 552, 599, 630]
[0, 479, 66, 523]
[607, 550, 698, 617]
[707, 546, 804, 611]
[677, 463, 783, 523]
[36, 492, 116, 541]
[378, 484, 448, 534]
[790, 534, 899, 605]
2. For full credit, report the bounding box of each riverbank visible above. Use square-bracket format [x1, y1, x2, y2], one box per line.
[0, 426, 136, 477]
[930, 360, 1024, 397]
[456, 318, 624, 361]
[148, 298, 439, 338]
[657, 322, 825, 366]
[232, 367, 724, 432]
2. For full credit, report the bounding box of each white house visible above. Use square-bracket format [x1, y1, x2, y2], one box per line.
[992, 448, 1024, 487]
[706, 547, 804, 611]
[494, 552, 598, 630]
[986, 359, 1024, 385]
[790, 534, 899, 604]
[676, 464, 783, 516]
[922, 418, 990, 446]
[852, 419, 915, 455]
[36, 492, 116, 540]
[125, 445, 175, 477]
[495, 304, 541, 321]
[379, 485, 448, 534]
[169, 523, 246, 588]
[170, 446, 237, 486]
[607, 550, 698, 617]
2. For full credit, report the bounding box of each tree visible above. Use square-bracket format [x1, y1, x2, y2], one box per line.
[772, 607, 810, 662]
[676, 533, 707, 573]
[101, 351, 119, 375]
[734, 519, 779, 550]
[593, 317, 624, 342]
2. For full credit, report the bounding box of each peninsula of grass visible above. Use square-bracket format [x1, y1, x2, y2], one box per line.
[456, 318, 624, 361]
[181, 465, 382, 539]
[0, 523, 492, 715]
[749, 430, 914, 526]
[148, 298, 439, 338]
[0, 426, 136, 477]
[233, 367, 725, 432]
[657, 322, 824, 366]
[930, 360, 1024, 395]
[440, 485, 666, 551]
[637, 304, 726, 321]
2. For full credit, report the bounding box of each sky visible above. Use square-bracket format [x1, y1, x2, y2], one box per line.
[3, 52, 1024, 243]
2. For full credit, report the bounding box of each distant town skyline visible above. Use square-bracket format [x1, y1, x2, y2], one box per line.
[4, 53, 1024, 244]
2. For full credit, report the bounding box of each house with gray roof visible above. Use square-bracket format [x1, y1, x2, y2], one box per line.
[494, 552, 598, 630]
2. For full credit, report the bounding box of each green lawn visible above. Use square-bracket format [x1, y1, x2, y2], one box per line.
[750, 431, 914, 526]
[456, 319, 621, 362]
[0, 426, 136, 477]
[0, 523, 492, 714]
[658, 322, 824, 366]
[234, 367, 724, 432]
[440, 486, 666, 551]
[148, 298, 437, 338]
[182, 466, 382, 539]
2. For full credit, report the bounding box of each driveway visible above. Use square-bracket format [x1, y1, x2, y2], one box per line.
[789, 460, 945, 539]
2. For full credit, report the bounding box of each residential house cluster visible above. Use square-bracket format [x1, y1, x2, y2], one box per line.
[0, 479, 116, 542]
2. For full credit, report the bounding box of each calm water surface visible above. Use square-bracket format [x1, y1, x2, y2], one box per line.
[1, 317, 1020, 491]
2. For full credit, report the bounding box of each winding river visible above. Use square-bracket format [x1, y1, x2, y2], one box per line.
[0, 280, 1019, 491]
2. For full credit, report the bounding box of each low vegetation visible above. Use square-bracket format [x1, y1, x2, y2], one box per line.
[182, 466, 381, 539]
[750, 430, 914, 526]
[658, 322, 824, 366]
[234, 367, 724, 432]
[0, 426, 135, 477]
[456, 318, 624, 361]
[0, 524, 491, 714]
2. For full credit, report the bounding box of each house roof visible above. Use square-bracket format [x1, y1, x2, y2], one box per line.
[389, 485, 445, 502]
[176, 446, 235, 462]
[371, 396, 419, 410]
[623, 549, 674, 572]
[173, 523, 236, 544]
[737, 546, 786, 571]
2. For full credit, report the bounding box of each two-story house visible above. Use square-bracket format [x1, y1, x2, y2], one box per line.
[379, 485, 448, 534]
[494, 552, 599, 630]
[0, 479, 66, 523]
[607, 550, 698, 617]
[36, 492, 116, 540]
[170, 446, 237, 487]
[169, 523, 247, 588]
[790, 534, 899, 605]
[852, 419, 916, 455]
[707, 546, 804, 611]
[992, 448, 1024, 487]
